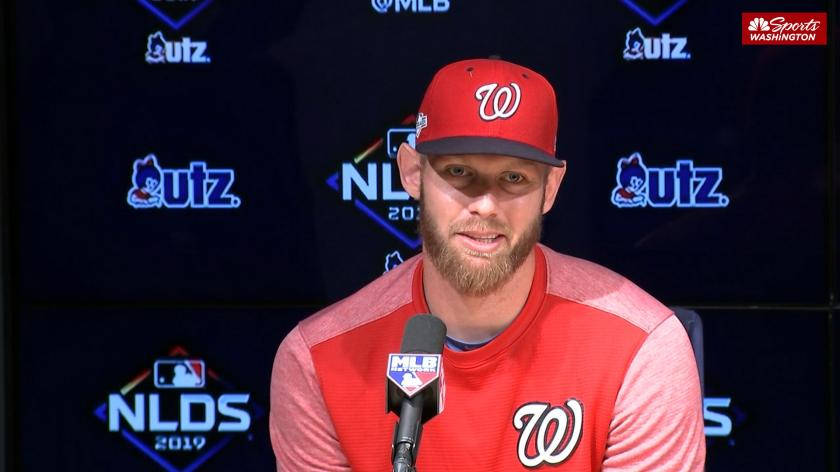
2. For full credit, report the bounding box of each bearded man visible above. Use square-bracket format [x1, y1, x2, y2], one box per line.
[269, 58, 705, 471]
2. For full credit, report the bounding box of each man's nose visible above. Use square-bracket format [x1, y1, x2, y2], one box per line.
[466, 189, 500, 218]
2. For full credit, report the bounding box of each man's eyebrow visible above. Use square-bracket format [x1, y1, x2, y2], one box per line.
[506, 161, 541, 172]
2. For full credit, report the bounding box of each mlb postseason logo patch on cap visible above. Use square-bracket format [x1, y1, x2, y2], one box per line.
[414, 58, 564, 167]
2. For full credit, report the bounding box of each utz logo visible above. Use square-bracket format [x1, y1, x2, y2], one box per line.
[127, 154, 241, 209]
[145, 31, 210, 64]
[326, 117, 421, 249]
[94, 346, 263, 472]
[387, 354, 441, 397]
[138, 0, 213, 30]
[513, 400, 584, 467]
[623, 27, 690, 60]
[371, 0, 450, 14]
[611, 152, 729, 208]
[384, 250, 404, 272]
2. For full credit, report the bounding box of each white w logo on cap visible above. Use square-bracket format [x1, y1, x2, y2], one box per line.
[475, 82, 521, 121]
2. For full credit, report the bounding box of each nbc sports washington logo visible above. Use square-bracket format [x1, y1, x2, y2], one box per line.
[512, 399, 583, 467]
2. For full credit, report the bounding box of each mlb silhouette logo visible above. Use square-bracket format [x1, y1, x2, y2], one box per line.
[386, 128, 416, 158]
[153, 359, 206, 389]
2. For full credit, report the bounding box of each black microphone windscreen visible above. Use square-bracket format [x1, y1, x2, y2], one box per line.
[400, 314, 447, 354]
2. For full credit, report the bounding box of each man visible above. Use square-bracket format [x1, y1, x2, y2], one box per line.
[270, 58, 705, 471]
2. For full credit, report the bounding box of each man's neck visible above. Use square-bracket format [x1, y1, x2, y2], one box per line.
[422, 249, 537, 344]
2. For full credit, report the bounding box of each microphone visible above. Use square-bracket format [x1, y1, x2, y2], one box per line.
[387, 314, 447, 472]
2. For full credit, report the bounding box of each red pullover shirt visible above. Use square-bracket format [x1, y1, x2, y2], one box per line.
[270, 245, 705, 471]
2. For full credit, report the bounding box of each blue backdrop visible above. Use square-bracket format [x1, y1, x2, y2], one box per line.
[6, 0, 837, 470]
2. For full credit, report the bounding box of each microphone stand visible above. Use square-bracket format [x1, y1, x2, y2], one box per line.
[392, 394, 424, 472]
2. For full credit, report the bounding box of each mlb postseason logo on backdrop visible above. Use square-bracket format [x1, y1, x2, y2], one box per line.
[326, 118, 421, 249]
[387, 354, 442, 397]
[127, 154, 241, 209]
[94, 346, 261, 472]
[138, 0, 213, 30]
[371, 0, 449, 14]
[704, 397, 734, 437]
[622, 27, 690, 60]
[741, 12, 827, 45]
[611, 152, 729, 208]
[145, 31, 211, 64]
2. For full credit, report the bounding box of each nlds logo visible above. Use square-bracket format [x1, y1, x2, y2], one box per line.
[127, 153, 241, 209]
[145, 31, 210, 64]
[623, 27, 690, 61]
[94, 346, 262, 472]
[138, 0, 211, 30]
[326, 118, 421, 249]
[611, 152, 729, 208]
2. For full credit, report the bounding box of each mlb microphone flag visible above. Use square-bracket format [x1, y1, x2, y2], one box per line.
[386, 354, 445, 416]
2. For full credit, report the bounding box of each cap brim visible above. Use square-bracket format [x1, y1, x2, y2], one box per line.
[415, 136, 566, 168]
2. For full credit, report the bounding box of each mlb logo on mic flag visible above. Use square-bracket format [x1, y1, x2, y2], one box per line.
[741, 12, 827, 45]
[387, 354, 441, 397]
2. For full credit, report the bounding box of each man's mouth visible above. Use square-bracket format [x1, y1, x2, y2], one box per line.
[455, 232, 506, 253]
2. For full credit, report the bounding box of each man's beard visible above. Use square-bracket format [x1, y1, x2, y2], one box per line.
[418, 190, 543, 296]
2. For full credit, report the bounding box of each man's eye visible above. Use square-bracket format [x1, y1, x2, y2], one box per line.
[447, 166, 468, 177]
[503, 172, 524, 183]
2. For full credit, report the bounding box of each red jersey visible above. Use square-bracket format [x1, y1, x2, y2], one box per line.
[270, 245, 705, 471]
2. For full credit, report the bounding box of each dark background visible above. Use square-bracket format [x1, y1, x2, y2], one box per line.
[2, 0, 837, 470]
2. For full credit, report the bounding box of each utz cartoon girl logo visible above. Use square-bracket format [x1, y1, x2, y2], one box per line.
[611, 152, 729, 208]
[128, 154, 164, 208]
[127, 153, 241, 209]
[611, 152, 648, 208]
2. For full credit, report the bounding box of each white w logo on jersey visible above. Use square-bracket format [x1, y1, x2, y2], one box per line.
[475, 82, 521, 121]
[512, 399, 583, 467]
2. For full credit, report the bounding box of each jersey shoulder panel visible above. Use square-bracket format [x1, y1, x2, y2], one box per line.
[539, 244, 672, 334]
[298, 254, 420, 348]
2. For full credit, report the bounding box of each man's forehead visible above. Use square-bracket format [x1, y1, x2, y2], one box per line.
[427, 153, 545, 171]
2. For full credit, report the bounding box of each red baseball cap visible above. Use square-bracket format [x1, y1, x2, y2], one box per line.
[414, 58, 564, 167]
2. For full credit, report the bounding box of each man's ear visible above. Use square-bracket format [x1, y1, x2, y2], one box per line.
[396, 142, 423, 200]
[541, 163, 567, 214]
